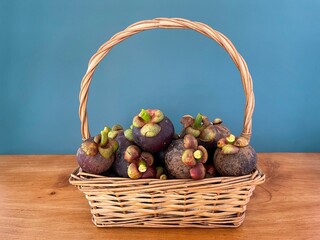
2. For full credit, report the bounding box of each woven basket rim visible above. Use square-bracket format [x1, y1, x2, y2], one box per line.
[69, 166, 265, 186]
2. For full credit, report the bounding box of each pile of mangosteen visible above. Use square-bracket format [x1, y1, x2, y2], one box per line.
[76, 109, 257, 180]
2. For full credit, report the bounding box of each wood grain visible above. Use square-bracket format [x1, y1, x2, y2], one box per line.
[0, 153, 319, 240]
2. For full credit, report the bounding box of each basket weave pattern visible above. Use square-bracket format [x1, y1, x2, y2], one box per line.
[70, 18, 265, 228]
[70, 168, 263, 228]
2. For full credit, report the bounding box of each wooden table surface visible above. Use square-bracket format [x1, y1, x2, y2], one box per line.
[0, 153, 319, 240]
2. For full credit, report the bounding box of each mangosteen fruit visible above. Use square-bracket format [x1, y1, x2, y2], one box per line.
[214, 134, 257, 176]
[180, 114, 230, 158]
[76, 126, 118, 175]
[112, 127, 135, 178]
[132, 109, 175, 153]
[115, 141, 156, 179]
[164, 134, 208, 180]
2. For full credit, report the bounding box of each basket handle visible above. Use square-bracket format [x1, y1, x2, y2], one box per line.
[79, 18, 255, 143]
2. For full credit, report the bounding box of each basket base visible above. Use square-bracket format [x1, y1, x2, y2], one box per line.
[92, 213, 245, 228]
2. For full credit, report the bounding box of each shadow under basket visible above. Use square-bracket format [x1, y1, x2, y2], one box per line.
[70, 17, 266, 228]
[69, 167, 265, 228]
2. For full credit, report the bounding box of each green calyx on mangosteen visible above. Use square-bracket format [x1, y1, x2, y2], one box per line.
[180, 114, 230, 155]
[155, 166, 168, 180]
[122, 144, 156, 179]
[189, 162, 206, 180]
[106, 124, 135, 142]
[164, 134, 208, 180]
[76, 126, 118, 175]
[214, 134, 256, 176]
[107, 124, 124, 139]
[132, 109, 175, 153]
[180, 113, 212, 140]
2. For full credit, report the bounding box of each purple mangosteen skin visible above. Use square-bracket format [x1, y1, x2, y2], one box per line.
[112, 131, 134, 178]
[76, 143, 115, 175]
[214, 145, 257, 176]
[141, 166, 156, 178]
[132, 116, 174, 153]
[164, 139, 192, 179]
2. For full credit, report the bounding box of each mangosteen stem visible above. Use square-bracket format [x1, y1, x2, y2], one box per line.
[138, 160, 147, 173]
[139, 109, 151, 122]
[193, 150, 203, 160]
[160, 174, 167, 180]
[156, 166, 164, 178]
[193, 113, 203, 129]
[100, 128, 109, 147]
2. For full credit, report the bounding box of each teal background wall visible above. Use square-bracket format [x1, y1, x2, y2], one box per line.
[1, 0, 320, 154]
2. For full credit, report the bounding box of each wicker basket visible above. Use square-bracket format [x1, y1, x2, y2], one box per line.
[69, 18, 265, 228]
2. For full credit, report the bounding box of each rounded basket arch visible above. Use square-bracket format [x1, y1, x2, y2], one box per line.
[78, 18, 255, 142]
